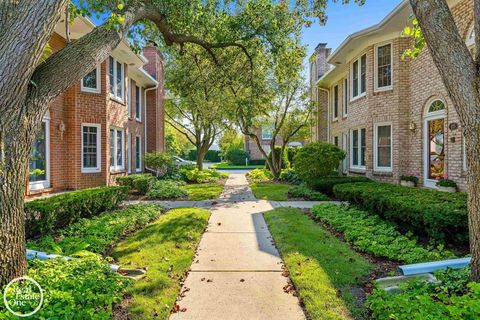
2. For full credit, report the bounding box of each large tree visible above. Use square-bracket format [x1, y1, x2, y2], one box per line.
[0, 0, 325, 285]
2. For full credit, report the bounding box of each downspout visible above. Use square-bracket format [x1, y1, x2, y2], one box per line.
[144, 84, 158, 167]
[318, 87, 330, 143]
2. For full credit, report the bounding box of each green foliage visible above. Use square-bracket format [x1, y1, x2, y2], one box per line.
[400, 175, 419, 185]
[250, 183, 290, 201]
[308, 176, 371, 196]
[148, 180, 188, 200]
[286, 146, 301, 166]
[333, 182, 468, 244]
[181, 168, 226, 183]
[116, 173, 153, 188]
[264, 208, 372, 319]
[246, 168, 273, 183]
[279, 168, 301, 184]
[28, 204, 163, 256]
[266, 146, 290, 170]
[133, 175, 155, 195]
[112, 208, 210, 319]
[312, 204, 454, 264]
[294, 143, 345, 182]
[25, 186, 128, 239]
[144, 152, 176, 177]
[401, 15, 426, 59]
[367, 268, 480, 320]
[437, 178, 458, 188]
[219, 129, 244, 158]
[212, 162, 264, 170]
[249, 159, 266, 166]
[225, 148, 250, 165]
[184, 183, 224, 201]
[186, 149, 222, 162]
[288, 185, 329, 201]
[0, 256, 127, 319]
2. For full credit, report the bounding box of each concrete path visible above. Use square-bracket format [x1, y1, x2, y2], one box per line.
[170, 173, 306, 320]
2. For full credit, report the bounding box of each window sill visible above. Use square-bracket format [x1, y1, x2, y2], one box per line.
[81, 88, 101, 95]
[81, 169, 101, 174]
[110, 96, 125, 105]
[110, 169, 126, 174]
[350, 93, 366, 103]
[332, 118, 339, 123]
[136, 118, 142, 123]
[374, 86, 393, 94]
[349, 168, 366, 174]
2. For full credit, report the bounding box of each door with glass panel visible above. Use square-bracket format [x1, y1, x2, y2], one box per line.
[29, 113, 50, 191]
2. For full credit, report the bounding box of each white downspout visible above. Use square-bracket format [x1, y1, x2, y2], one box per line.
[318, 87, 330, 143]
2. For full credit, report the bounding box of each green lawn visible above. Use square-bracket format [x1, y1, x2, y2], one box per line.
[112, 208, 210, 319]
[212, 162, 264, 170]
[250, 183, 290, 201]
[185, 183, 224, 200]
[264, 208, 373, 320]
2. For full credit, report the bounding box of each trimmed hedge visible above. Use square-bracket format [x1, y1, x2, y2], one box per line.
[25, 186, 129, 239]
[333, 182, 468, 244]
[116, 173, 153, 189]
[288, 185, 329, 201]
[308, 176, 372, 196]
[312, 204, 454, 264]
[148, 180, 188, 200]
[249, 159, 266, 166]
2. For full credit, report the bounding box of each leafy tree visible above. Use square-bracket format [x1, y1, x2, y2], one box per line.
[165, 123, 192, 156]
[219, 128, 244, 158]
[294, 143, 345, 182]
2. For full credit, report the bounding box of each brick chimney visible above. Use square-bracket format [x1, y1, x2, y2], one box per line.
[313, 43, 331, 80]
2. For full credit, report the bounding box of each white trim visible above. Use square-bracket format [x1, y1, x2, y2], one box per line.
[350, 53, 367, 101]
[81, 65, 101, 94]
[423, 99, 446, 188]
[29, 112, 51, 191]
[261, 124, 274, 140]
[373, 122, 393, 172]
[341, 132, 348, 174]
[109, 56, 125, 102]
[332, 84, 339, 121]
[128, 133, 132, 174]
[81, 123, 102, 173]
[342, 78, 348, 118]
[350, 127, 366, 170]
[110, 127, 125, 172]
[127, 79, 132, 118]
[466, 23, 475, 48]
[374, 42, 393, 92]
[135, 85, 142, 122]
[135, 135, 142, 172]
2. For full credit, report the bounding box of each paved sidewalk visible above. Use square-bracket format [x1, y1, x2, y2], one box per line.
[170, 174, 306, 320]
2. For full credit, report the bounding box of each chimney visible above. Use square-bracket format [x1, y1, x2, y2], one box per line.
[313, 43, 331, 80]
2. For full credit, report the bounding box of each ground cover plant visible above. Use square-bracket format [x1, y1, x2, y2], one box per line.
[25, 186, 129, 238]
[212, 162, 264, 170]
[112, 208, 210, 319]
[264, 208, 372, 319]
[184, 183, 224, 201]
[367, 267, 480, 319]
[147, 180, 188, 200]
[308, 176, 372, 197]
[28, 204, 163, 256]
[288, 185, 330, 201]
[311, 204, 455, 264]
[333, 182, 468, 244]
[180, 168, 227, 184]
[246, 168, 274, 183]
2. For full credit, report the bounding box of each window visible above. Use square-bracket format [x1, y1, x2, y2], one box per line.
[81, 124, 101, 173]
[109, 56, 124, 101]
[350, 128, 366, 169]
[333, 85, 339, 120]
[375, 43, 392, 91]
[334, 136, 339, 146]
[135, 136, 142, 172]
[29, 112, 50, 190]
[374, 123, 392, 171]
[351, 54, 367, 100]
[343, 78, 348, 117]
[127, 80, 132, 118]
[110, 128, 125, 171]
[135, 85, 142, 121]
[467, 24, 476, 56]
[81, 66, 101, 93]
[262, 124, 274, 140]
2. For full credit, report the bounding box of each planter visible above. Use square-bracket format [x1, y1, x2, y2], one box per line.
[437, 186, 457, 193]
[400, 180, 416, 187]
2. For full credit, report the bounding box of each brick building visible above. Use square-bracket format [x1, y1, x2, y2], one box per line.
[312, 0, 472, 191]
[27, 16, 165, 197]
[244, 126, 304, 160]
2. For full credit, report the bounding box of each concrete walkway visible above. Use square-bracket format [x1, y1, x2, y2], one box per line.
[170, 174, 306, 320]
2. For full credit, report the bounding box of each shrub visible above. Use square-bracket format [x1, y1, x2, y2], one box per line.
[400, 175, 419, 185]
[186, 149, 222, 162]
[148, 180, 188, 199]
[312, 204, 454, 263]
[286, 146, 300, 166]
[116, 173, 152, 188]
[308, 176, 372, 196]
[0, 256, 128, 319]
[28, 204, 163, 256]
[437, 177, 458, 188]
[279, 168, 301, 184]
[266, 146, 290, 170]
[249, 159, 266, 166]
[133, 175, 155, 195]
[225, 148, 250, 165]
[181, 168, 226, 183]
[367, 268, 480, 320]
[246, 168, 273, 183]
[333, 182, 468, 244]
[288, 185, 329, 201]
[144, 152, 176, 177]
[294, 142, 345, 182]
[25, 186, 129, 239]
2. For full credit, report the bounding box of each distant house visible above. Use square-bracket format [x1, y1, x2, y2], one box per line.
[26, 15, 165, 198]
[244, 125, 303, 160]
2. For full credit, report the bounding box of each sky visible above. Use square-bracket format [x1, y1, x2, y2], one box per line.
[302, 0, 403, 58]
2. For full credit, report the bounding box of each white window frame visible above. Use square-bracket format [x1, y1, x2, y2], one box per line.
[128, 133, 132, 174]
[81, 123, 102, 173]
[350, 128, 366, 170]
[109, 57, 124, 102]
[373, 122, 393, 172]
[261, 124, 274, 140]
[342, 78, 348, 118]
[29, 112, 51, 191]
[110, 128, 125, 172]
[332, 85, 339, 121]
[350, 53, 367, 101]
[463, 137, 468, 172]
[135, 135, 142, 172]
[127, 79, 132, 118]
[135, 85, 142, 121]
[81, 65, 101, 94]
[374, 42, 393, 92]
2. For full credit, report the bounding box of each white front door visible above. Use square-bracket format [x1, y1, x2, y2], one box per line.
[29, 113, 50, 191]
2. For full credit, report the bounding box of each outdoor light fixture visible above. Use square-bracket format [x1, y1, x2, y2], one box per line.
[409, 122, 416, 131]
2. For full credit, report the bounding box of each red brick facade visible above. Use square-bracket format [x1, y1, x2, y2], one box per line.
[314, 0, 472, 191]
[26, 19, 165, 197]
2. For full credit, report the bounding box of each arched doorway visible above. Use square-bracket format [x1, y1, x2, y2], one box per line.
[423, 99, 446, 188]
[29, 111, 50, 191]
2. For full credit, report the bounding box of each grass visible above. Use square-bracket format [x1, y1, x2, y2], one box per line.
[185, 183, 224, 200]
[112, 208, 210, 319]
[264, 208, 373, 320]
[250, 183, 290, 201]
[212, 162, 264, 170]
